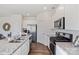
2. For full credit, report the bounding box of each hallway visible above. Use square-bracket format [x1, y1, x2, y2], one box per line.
[29, 42, 51, 55]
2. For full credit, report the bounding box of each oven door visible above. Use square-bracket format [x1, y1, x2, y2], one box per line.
[50, 42, 56, 55]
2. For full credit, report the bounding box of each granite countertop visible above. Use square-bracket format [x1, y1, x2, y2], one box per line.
[0, 34, 31, 55]
[56, 42, 79, 55]
[43, 32, 56, 37]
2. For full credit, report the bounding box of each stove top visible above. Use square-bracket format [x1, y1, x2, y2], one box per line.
[50, 36, 72, 42]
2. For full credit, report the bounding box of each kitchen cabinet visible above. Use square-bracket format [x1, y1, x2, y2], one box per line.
[56, 45, 68, 55]
[0, 35, 31, 55]
[42, 33, 50, 47]
[13, 38, 29, 55]
[65, 5, 79, 30]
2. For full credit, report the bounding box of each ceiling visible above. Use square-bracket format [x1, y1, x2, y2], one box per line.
[0, 4, 59, 17]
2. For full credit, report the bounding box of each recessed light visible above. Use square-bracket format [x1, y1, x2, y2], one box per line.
[58, 6, 64, 10]
[26, 13, 30, 16]
[52, 6, 56, 9]
[43, 6, 47, 10]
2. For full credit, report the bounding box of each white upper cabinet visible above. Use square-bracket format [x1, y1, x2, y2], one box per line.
[65, 5, 79, 30]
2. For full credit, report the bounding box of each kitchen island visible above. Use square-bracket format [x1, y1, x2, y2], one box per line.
[0, 34, 31, 55]
[56, 42, 79, 55]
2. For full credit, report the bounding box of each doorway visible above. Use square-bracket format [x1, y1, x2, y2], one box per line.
[27, 24, 37, 42]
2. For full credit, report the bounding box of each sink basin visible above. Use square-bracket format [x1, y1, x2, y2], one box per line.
[9, 40, 21, 43]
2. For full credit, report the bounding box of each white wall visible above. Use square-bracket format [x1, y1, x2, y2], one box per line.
[23, 17, 37, 28]
[0, 15, 22, 37]
[37, 11, 54, 46]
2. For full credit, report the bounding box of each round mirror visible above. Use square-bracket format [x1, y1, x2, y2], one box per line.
[3, 23, 11, 31]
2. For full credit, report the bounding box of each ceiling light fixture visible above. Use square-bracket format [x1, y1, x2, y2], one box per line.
[58, 6, 64, 10]
[52, 6, 56, 9]
[43, 6, 47, 10]
[26, 13, 30, 16]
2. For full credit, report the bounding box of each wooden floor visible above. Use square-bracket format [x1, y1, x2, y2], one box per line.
[29, 42, 51, 55]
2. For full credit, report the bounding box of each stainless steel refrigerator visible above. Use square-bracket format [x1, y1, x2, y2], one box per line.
[27, 24, 37, 42]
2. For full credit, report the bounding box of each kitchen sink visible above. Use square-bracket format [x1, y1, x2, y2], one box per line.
[9, 40, 21, 43]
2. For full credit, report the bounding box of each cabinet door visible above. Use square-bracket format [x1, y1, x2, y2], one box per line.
[13, 39, 29, 55]
[12, 45, 22, 55]
[56, 46, 68, 55]
[43, 34, 50, 47]
[21, 39, 29, 55]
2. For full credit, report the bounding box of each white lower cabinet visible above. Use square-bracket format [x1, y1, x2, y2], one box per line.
[13, 39, 29, 55]
[56, 45, 68, 55]
[37, 33, 50, 47]
[43, 34, 50, 48]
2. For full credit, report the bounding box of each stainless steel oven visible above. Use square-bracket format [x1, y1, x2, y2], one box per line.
[50, 37, 56, 55]
[50, 41, 56, 55]
[50, 32, 73, 55]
